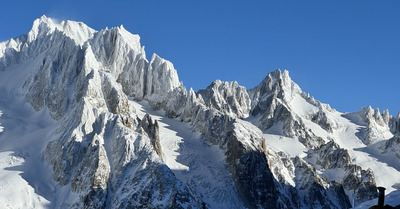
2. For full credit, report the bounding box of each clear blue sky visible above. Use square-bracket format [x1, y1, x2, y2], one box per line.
[1, 1, 399, 115]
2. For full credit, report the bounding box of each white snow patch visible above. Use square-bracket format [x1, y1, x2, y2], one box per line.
[289, 94, 319, 117]
[264, 133, 308, 158]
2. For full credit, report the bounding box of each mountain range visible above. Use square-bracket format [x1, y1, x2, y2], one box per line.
[0, 15, 399, 208]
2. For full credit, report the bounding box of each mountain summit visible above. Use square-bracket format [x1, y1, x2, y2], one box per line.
[0, 16, 399, 209]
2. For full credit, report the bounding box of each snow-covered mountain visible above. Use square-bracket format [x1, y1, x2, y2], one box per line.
[0, 15, 399, 208]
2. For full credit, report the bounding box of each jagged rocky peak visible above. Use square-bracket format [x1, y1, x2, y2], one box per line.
[92, 24, 144, 57]
[28, 15, 58, 42]
[249, 69, 301, 105]
[145, 53, 182, 98]
[28, 15, 95, 45]
[248, 69, 303, 118]
[246, 69, 328, 148]
[197, 79, 251, 118]
[359, 106, 385, 125]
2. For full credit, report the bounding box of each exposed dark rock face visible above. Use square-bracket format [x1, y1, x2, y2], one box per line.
[312, 110, 334, 133]
[139, 114, 163, 161]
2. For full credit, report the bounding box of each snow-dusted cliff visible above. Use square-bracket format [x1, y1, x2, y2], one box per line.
[0, 16, 399, 208]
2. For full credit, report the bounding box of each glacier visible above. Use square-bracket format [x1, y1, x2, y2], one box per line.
[0, 15, 399, 208]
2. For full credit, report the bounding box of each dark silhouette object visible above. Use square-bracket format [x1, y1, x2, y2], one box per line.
[369, 187, 400, 209]
[378, 187, 386, 207]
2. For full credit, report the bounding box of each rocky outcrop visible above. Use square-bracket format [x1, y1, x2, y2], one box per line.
[293, 157, 351, 209]
[311, 109, 339, 133]
[138, 114, 163, 161]
[307, 141, 378, 203]
[347, 106, 393, 145]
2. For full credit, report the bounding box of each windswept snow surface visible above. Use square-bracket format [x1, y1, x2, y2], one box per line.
[130, 100, 244, 209]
